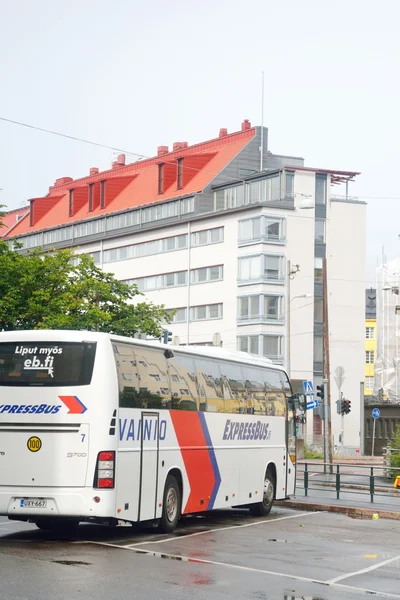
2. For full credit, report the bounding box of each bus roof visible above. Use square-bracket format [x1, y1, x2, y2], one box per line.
[0, 330, 286, 372]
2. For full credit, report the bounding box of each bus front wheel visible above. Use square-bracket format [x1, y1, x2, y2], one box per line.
[160, 474, 181, 533]
[250, 469, 275, 517]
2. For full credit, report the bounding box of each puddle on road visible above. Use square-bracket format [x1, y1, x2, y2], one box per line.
[52, 560, 92, 567]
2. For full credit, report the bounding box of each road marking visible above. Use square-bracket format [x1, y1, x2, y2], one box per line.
[83, 541, 400, 599]
[124, 511, 322, 547]
[326, 554, 400, 584]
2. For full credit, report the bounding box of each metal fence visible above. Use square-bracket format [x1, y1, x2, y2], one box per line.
[298, 461, 400, 504]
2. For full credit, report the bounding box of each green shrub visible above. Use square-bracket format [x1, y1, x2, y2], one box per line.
[388, 425, 400, 479]
[304, 446, 323, 460]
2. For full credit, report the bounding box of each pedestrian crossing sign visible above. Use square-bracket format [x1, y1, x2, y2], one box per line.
[303, 380, 315, 397]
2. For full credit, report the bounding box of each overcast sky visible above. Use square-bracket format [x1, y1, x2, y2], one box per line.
[1, 0, 399, 284]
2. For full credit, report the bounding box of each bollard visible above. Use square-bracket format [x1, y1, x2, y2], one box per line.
[336, 464, 340, 500]
[370, 467, 374, 503]
[304, 463, 309, 497]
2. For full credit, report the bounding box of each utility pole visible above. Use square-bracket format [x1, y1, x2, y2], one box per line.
[286, 260, 300, 378]
[322, 257, 333, 471]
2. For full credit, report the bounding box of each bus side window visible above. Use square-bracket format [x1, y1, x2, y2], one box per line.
[135, 347, 170, 409]
[195, 358, 224, 413]
[242, 367, 265, 415]
[263, 368, 287, 417]
[168, 353, 199, 411]
[113, 343, 141, 408]
[218, 362, 246, 414]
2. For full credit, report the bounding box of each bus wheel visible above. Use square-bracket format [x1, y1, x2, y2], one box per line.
[160, 474, 181, 533]
[250, 469, 275, 517]
[35, 518, 79, 531]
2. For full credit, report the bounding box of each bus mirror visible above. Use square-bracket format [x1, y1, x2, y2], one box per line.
[297, 393, 306, 412]
[289, 393, 306, 412]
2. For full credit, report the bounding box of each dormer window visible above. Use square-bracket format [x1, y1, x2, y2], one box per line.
[177, 158, 183, 190]
[158, 164, 164, 195]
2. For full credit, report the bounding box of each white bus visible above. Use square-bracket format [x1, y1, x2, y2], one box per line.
[0, 330, 297, 532]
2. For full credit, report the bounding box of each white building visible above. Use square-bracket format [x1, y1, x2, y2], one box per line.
[3, 120, 366, 450]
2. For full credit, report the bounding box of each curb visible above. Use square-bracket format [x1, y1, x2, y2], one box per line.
[275, 500, 400, 520]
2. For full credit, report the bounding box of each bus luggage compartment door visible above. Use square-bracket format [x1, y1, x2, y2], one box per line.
[138, 412, 159, 522]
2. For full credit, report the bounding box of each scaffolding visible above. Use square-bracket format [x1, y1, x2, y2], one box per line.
[376, 258, 400, 403]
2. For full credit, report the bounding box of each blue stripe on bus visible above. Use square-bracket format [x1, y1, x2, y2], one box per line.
[198, 412, 221, 509]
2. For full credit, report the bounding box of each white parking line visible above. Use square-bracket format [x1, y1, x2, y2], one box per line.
[125, 511, 322, 547]
[84, 542, 400, 599]
[326, 554, 400, 584]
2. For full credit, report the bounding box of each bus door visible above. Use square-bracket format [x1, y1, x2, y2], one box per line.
[138, 412, 159, 522]
[286, 400, 297, 496]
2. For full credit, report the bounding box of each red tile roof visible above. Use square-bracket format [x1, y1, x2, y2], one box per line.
[5, 124, 256, 239]
[1, 207, 29, 237]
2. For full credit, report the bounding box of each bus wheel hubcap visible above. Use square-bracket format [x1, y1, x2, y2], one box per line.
[263, 478, 273, 505]
[166, 488, 178, 522]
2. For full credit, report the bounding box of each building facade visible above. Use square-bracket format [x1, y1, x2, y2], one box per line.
[365, 288, 377, 396]
[3, 120, 366, 450]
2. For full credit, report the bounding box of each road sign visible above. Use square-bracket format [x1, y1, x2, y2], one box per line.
[372, 408, 380, 419]
[306, 399, 319, 411]
[303, 380, 315, 396]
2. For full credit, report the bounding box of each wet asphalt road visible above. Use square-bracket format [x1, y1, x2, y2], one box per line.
[1, 507, 399, 600]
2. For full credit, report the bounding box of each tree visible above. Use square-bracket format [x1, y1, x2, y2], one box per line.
[0, 246, 172, 336]
[388, 425, 400, 479]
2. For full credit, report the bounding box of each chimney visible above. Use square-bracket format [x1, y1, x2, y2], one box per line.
[54, 177, 73, 187]
[173, 142, 188, 152]
[219, 128, 228, 138]
[241, 119, 251, 131]
[112, 161, 119, 169]
[117, 153, 126, 165]
[157, 145, 169, 156]
[90, 167, 99, 176]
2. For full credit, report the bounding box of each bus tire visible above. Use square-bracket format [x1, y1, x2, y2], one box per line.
[159, 474, 181, 533]
[35, 518, 79, 531]
[250, 469, 275, 517]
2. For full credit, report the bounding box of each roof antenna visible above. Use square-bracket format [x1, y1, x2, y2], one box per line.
[260, 71, 265, 172]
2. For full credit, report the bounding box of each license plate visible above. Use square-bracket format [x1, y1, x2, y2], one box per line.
[20, 499, 47, 509]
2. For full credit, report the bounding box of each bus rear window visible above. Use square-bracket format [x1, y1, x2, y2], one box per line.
[0, 342, 97, 386]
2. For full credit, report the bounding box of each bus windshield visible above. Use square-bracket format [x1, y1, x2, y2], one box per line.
[0, 342, 97, 386]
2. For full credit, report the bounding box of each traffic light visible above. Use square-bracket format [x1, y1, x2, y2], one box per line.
[340, 399, 351, 415]
[163, 330, 173, 344]
[316, 385, 324, 401]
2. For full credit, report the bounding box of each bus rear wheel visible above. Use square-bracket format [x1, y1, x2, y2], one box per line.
[35, 518, 79, 531]
[159, 474, 181, 533]
[250, 469, 275, 517]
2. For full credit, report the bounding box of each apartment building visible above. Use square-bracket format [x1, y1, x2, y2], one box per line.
[365, 288, 377, 396]
[2, 120, 366, 449]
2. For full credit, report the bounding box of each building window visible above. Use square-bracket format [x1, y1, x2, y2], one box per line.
[166, 307, 187, 323]
[314, 336, 323, 362]
[237, 334, 284, 361]
[315, 174, 327, 205]
[192, 227, 223, 247]
[104, 233, 188, 263]
[181, 197, 194, 214]
[158, 164, 164, 194]
[314, 257, 323, 284]
[314, 298, 323, 323]
[142, 201, 180, 223]
[238, 294, 283, 321]
[177, 158, 183, 190]
[69, 190, 74, 217]
[88, 184, 94, 212]
[238, 335, 259, 355]
[365, 377, 374, 391]
[366, 350, 375, 364]
[100, 181, 106, 209]
[238, 254, 284, 283]
[190, 304, 223, 321]
[190, 265, 223, 284]
[74, 219, 105, 238]
[238, 216, 285, 244]
[315, 219, 325, 243]
[285, 171, 294, 199]
[366, 327, 375, 339]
